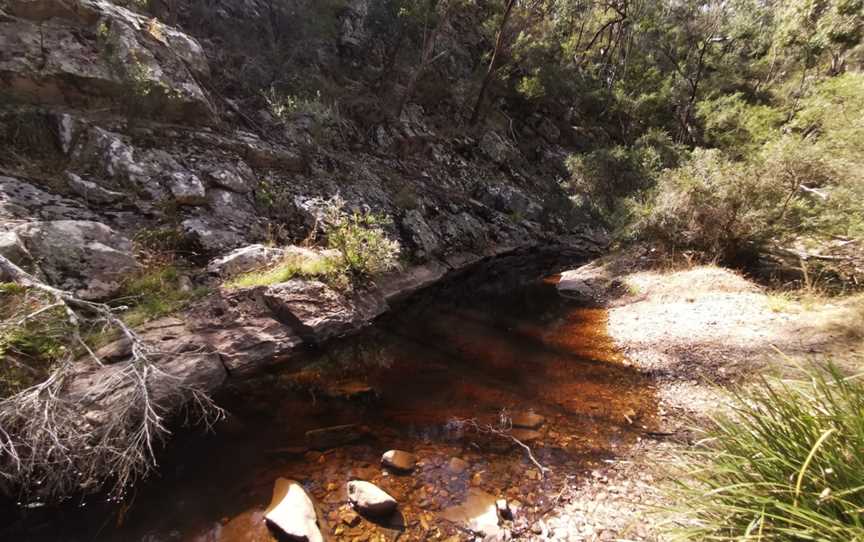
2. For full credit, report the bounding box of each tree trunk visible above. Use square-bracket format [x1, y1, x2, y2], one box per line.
[394, 6, 450, 119]
[469, 0, 517, 126]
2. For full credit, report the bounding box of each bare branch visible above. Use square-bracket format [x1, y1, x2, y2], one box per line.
[0, 255, 224, 501]
[446, 410, 551, 478]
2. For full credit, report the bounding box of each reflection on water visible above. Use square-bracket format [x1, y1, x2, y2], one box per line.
[3, 268, 657, 541]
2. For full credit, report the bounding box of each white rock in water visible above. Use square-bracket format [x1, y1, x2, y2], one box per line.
[347, 480, 398, 516]
[441, 488, 501, 537]
[381, 449, 416, 472]
[264, 478, 323, 542]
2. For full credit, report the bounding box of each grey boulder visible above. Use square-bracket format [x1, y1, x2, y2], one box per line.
[13, 220, 140, 299]
[207, 244, 285, 277]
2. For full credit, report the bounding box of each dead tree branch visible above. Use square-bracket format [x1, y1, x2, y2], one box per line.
[0, 255, 224, 501]
[447, 410, 551, 478]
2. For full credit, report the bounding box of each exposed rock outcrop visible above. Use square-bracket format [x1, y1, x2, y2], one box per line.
[1, 0, 215, 124]
[206, 244, 284, 276]
[264, 279, 388, 343]
[10, 220, 140, 299]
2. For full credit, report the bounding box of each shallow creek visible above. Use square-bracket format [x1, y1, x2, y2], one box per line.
[8, 260, 658, 541]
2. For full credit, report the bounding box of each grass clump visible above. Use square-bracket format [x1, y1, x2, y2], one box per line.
[669, 363, 864, 540]
[0, 283, 69, 397]
[226, 253, 338, 289]
[117, 265, 208, 327]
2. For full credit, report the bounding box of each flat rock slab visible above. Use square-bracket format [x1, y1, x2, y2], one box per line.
[264, 478, 323, 542]
[207, 244, 285, 276]
[347, 480, 398, 517]
[381, 450, 416, 472]
[264, 279, 388, 343]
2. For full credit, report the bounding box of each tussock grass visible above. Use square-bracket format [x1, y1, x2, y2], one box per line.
[226, 254, 339, 289]
[118, 265, 208, 327]
[669, 362, 864, 540]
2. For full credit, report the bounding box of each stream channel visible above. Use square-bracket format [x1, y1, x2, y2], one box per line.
[6, 253, 659, 541]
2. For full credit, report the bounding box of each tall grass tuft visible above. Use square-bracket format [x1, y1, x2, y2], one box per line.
[670, 363, 864, 541]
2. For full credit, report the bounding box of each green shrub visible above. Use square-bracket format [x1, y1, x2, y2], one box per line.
[628, 149, 780, 260]
[565, 130, 684, 220]
[227, 198, 399, 289]
[322, 196, 401, 277]
[697, 93, 785, 153]
[263, 87, 337, 124]
[669, 363, 864, 540]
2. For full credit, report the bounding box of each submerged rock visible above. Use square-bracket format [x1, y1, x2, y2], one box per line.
[305, 424, 367, 450]
[381, 450, 416, 473]
[510, 429, 543, 443]
[510, 411, 545, 430]
[264, 478, 323, 542]
[347, 480, 398, 516]
[338, 506, 361, 527]
[447, 457, 469, 474]
[441, 488, 501, 537]
[321, 380, 376, 400]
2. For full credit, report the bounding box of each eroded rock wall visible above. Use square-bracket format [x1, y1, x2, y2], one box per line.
[0, 0, 606, 401]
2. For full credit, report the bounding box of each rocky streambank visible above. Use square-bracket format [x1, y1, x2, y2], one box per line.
[0, 0, 607, 427]
[65, 239, 605, 428]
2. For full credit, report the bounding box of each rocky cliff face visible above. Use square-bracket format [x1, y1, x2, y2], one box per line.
[0, 0, 604, 401]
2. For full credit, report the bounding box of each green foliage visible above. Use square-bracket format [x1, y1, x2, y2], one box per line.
[0, 285, 68, 397]
[696, 93, 785, 153]
[226, 253, 340, 289]
[228, 198, 400, 289]
[117, 265, 208, 327]
[263, 87, 337, 124]
[631, 71, 864, 262]
[565, 129, 684, 219]
[322, 197, 402, 277]
[669, 363, 864, 540]
[628, 149, 785, 260]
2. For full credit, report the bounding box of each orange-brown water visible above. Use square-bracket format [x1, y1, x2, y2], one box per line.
[3, 272, 657, 541]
